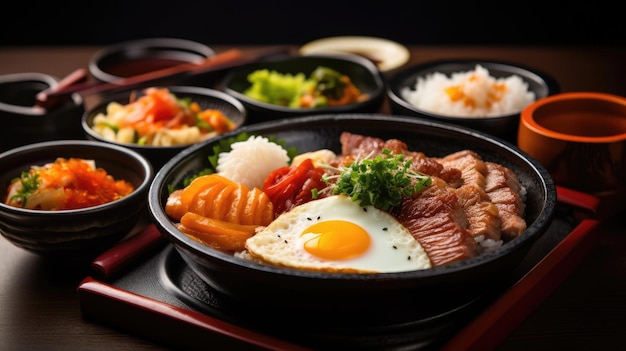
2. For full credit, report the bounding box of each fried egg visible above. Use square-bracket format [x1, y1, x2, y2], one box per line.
[244, 195, 431, 273]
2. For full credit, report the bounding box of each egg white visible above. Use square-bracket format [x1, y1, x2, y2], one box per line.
[244, 195, 431, 273]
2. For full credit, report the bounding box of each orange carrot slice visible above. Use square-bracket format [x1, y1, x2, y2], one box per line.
[225, 185, 246, 223]
[178, 212, 257, 251]
[165, 189, 185, 220]
[211, 183, 235, 220]
[168, 173, 274, 227]
[180, 174, 237, 209]
[192, 181, 227, 215]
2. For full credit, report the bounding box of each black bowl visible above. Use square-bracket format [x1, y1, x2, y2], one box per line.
[220, 54, 386, 123]
[0, 72, 85, 153]
[0, 140, 153, 260]
[88, 37, 215, 87]
[387, 59, 560, 143]
[148, 114, 556, 327]
[82, 86, 247, 171]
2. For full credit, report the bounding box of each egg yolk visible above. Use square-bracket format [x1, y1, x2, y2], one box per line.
[300, 220, 371, 260]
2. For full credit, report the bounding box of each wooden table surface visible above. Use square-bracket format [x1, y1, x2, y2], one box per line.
[1, 45, 625, 351]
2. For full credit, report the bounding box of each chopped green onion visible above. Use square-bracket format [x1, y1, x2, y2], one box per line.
[321, 148, 431, 212]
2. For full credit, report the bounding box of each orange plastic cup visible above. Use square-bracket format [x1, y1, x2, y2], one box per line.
[518, 92, 626, 195]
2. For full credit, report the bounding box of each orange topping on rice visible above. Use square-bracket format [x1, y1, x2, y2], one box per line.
[444, 74, 508, 110]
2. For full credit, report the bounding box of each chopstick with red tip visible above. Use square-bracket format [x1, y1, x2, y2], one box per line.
[36, 46, 292, 109]
[35, 68, 89, 108]
[35, 49, 241, 108]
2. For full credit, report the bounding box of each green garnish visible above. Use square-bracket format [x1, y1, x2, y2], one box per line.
[101, 121, 119, 133]
[177, 96, 192, 108]
[321, 149, 431, 212]
[194, 114, 213, 131]
[9, 171, 40, 208]
[137, 135, 148, 145]
[206, 132, 255, 171]
[310, 66, 347, 100]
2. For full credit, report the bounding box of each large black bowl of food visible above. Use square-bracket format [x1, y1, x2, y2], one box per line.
[148, 114, 556, 348]
[219, 54, 386, 123]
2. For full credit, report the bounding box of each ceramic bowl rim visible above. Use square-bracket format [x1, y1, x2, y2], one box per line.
[0, 139, 154, 215]
[520, 91, 626, 143]
[220, 53, 386, 114]
[387, 58, 559, 121]
[149, 113, 556, 282]
[81, 85, 247, 151]
[0, 72, 83, 116]
[298, 35, 411, 72]
[88, 37, 215, 83]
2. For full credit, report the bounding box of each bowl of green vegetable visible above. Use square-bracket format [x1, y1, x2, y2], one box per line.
[219, 54, 386, 123]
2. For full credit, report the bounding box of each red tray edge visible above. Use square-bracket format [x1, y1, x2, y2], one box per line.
[440, 217, 601, 351]
[80, 186, 604, 350]
[77, 276, 314, 351]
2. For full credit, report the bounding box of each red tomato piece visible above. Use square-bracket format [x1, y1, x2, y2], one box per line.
[263, 158, 326, 216]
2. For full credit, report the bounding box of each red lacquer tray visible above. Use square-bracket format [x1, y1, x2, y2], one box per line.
[77, 186, 602, 351]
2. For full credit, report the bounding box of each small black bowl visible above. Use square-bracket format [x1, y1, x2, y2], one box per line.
[88, 38, 216, 87]
[148, 114, 556, 329]
[220, 54, 386, 123]
[82, 86, 247, 171]
[0, 72, 85, 153]
[0, 140, 153, 260]
[387, 59, 560, 143]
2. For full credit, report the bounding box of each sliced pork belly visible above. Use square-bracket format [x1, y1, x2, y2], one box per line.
[484, 162, 527, 240]
[437, 150, 502, 242]
[395, 178, 477, 266]
[339, 132, 462, 185]
[337, 132, 527, 266]
[438, 149, 526, 241]
[340, 132, 385, 157]
[485, 161, 523, 194]
[455, 185, 502, 242]
[438, 150, 487, 189]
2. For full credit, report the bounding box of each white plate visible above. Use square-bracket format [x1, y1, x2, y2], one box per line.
[299, 36, 410, 72]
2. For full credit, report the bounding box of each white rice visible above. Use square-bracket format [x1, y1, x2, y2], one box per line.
[476, 236, 503, 253]
[216, 135, 290, 190]
[401, 64, 535, 118]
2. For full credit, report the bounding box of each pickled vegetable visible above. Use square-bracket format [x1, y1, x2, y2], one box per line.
[4, 158, 134, 210]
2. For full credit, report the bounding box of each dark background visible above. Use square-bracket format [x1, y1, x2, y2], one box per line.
[1, 1, 624, 47]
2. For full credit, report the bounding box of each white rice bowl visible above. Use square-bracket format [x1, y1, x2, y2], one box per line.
[401, 64, 536, 118]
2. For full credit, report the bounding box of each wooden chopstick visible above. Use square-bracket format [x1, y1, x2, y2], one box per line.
[36, 46, 292, 109]
[35, 68, 89, 108]
[36, 49, 241, 107]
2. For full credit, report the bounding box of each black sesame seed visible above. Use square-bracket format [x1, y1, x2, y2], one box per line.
[363, 207, 367, 212]
[392, 245, 397, 249]
[382, 227, 388, 231]
[317, 216, 321, 220]
[307, 217, 312, 221]
[407, 256, 412, 261]
[284, 240, 288, 244]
